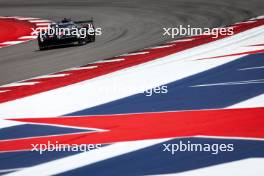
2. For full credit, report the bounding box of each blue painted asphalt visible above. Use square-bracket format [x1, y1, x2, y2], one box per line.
[0, 124, 90, 140]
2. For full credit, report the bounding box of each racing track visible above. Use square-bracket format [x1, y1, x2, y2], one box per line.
[0, 0, 264, 85]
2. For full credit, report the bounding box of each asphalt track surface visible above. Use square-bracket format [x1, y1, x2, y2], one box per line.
[0, 0, 264, 85]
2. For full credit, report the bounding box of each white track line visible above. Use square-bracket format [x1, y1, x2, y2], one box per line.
[0, 82, 39, 88]
[229, 93, 264, 109]
[251, 15, 264, 20]
[238, 66, 264, 71]
[190, 79, 264, 87]
[29, 20, 51, 23]
[0, 119, 25, 129]
[148, 44, 175, 49]
[16, 17, 40, 20]
[67, 66, 98, 71]
[18, 36, 37, 39]
[93, 58, 125, 64]
[35, 27, 49, 30]
[235, 21, 257, 24]
[1, 41, 24, 45]
[120, 51, 149, 56]
[167, 38, 195, 43]
[35, 23, 51, 26]
[33, 74, 70, 79]
[0, 168, 26, 174]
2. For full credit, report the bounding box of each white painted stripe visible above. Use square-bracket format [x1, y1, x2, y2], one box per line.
[0, 82, 39, 88]
[4, 138, 171, 176]
[18, 36, 38, 39]
[235, 21, 257, 24]
[0, 16, 23, 19]
[151, 158, 264, 176]
[37, 26, 49, 30]
[251, 15, 264, 20]
[67, 66, 98, 71]
[16, 17, 40, 20]
[29, 20, 51, 23]
[0, 168, 25, 174]
[120, 51, 149, 56]
[190, 79, 264, 87]
[0, 90, 9, 93]
[93, 58, 125, 64]
[33, 74, 69, 79]
[1, 16, 38, 21]
[148, 44, 174, 49]
[167, 38, 195, 43]
[1, 41, 24, 45]
[0, 120, 25, 129]
[229, 93, 264, 109]
[238, 65, 264, 71]
[35, 23, 51, 26]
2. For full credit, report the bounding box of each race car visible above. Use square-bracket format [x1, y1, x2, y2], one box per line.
[38, 18, 95, 50]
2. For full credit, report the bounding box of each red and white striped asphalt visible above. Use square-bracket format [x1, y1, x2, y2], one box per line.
[0, 16, 51, 48]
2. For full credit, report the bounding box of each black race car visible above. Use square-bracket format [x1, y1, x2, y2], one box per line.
[38, 18, 95, 50]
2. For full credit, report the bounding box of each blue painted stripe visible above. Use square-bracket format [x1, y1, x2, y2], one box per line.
[0, 124, 90, 140]
[0, 144, 108, 170]
[0, 150, 81, 170]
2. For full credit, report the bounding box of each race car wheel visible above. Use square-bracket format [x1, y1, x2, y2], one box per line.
[78, 39, 87, 46]
[38, 37, 47, 50]
[38, 42, 46, 50]
[78, 35, 90, 45]
[90, 34, 95, 42]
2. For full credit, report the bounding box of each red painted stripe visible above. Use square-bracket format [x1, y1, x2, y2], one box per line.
[0, 18, 35, 44]
[1, 107, 263, 152]
[0, 19, 264, 103]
